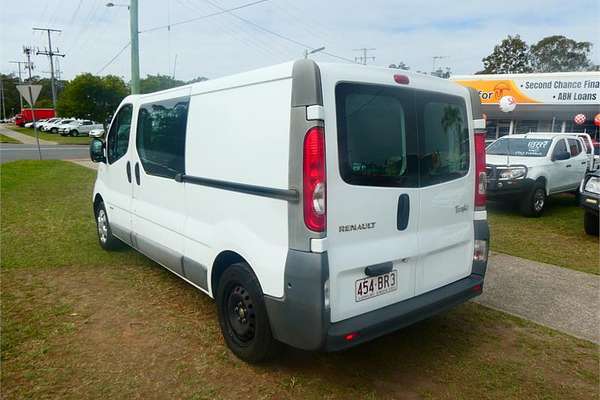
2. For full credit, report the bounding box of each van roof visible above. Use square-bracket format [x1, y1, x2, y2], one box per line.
[126, 60, 468, 102]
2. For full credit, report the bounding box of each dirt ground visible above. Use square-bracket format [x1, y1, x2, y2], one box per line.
[2, 262, 598, 400]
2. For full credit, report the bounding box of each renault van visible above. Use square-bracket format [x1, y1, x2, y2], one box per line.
[90, 60, 490, 362]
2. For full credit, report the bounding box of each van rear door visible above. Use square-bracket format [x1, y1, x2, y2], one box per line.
[326, 82, 421, 323]
[414, 91, 474, 295]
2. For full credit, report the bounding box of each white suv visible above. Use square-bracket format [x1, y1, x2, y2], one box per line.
[89, 60, 489, 362]
[486, 133, 588, 216]
[58, 120, 103, 137]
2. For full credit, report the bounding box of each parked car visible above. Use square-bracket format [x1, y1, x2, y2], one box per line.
[486, 133, 588, 217]
[580, 171, 600, 236]
[58, 120, 103, 137]
[89, 60, 489, 362]
[38, 118, 61, 131]
[24, 121, 35, 128]
[44, 119, 77, 134]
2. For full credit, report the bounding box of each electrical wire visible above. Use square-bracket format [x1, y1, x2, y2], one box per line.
[191, 0, 356, 63]
[140, 0, 271, 34]
[97, 41, 131, 74]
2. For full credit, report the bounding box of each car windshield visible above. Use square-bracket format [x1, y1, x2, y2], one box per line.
[487, 138, 552, 157]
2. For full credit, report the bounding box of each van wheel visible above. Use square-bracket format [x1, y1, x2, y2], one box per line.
[520, 183, 546, 217]
[95, 202, 123, 250]
[216, 263, 279, 363]
[584, 211, 599, 236]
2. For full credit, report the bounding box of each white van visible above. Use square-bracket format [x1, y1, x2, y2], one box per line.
[90, 60, 490, 362]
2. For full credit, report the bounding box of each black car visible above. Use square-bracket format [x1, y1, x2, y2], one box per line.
[580, 170, 600, 236]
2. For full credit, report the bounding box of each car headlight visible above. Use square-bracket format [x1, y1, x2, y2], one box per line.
[498, 166, 527, 180]
[584, 176, 600, 194]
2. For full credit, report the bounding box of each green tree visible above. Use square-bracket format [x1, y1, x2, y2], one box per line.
[478, 35, 532, 74]
[140, 74, 186, 94]
[530, 35, 596, 72]
[187, 76, 209, 84]
[56, 73, 128, 123]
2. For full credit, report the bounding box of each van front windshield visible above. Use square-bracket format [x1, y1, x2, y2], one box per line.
[487, 138, 552, 157]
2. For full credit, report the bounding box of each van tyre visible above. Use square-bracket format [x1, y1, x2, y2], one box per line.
[584, 211, 599, 236]
[216, 262, 279, 363]
[520, 182, 546, 217]
[95, 201, 123, 250]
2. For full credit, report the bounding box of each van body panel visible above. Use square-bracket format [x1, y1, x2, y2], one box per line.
[184, 76, 293, 298]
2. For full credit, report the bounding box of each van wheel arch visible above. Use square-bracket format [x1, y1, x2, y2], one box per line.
[211, 250, 248, 296]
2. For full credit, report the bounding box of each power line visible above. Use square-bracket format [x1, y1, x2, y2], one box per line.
[193, 0, 356, 63]
[97, 41, 131, 74]
[140, 0, 271, 33]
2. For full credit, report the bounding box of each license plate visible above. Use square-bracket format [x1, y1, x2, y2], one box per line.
[355, 270, 398, 302]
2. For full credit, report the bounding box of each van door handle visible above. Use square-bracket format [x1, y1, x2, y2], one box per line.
[397, 194, 410, 231]
[365, 262, 393, 277]
[134, 163, 141, 185]
[126, 161, 132, 183]
[566, 164, 572, 168]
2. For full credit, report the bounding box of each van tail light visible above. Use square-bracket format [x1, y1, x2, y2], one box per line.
[303, 126, 326, 232]
[474, 130, 487, 209]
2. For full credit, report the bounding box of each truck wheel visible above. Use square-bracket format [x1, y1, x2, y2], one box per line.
[584, 211, 599, 236]
[216, 262, 280, 363]
[520, 183, 546, 217]
[95, 201, 123, 250]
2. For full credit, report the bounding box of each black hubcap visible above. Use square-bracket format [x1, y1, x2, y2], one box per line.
[226, 285, 256, 343]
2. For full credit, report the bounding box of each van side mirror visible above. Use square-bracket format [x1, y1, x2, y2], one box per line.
[552, 151, 570, 161]
[90, 138, 106, 163]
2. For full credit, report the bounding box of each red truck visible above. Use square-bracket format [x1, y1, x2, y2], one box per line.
[14, 108, 56, 126]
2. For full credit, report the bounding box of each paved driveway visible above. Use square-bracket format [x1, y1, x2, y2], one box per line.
[476, 252, 599, 343]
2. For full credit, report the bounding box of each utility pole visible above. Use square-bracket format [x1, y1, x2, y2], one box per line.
[130, 0, 140, 94]
[106, 1, 140, 94]
[0, 78, 6, 120]
[353, 48, 376, 65]
[432, 56, 448, 74]
[23, 46, 42, 160]
[33, 27, 65, 111]
[10, 61, 29, 111]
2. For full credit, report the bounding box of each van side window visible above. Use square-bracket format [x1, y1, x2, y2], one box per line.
[136, 97, 190, 179]
[567, 138, 581, 156]
[552, 139, 569, 158]
[335, 83, 419, 187]
[417, 93, 469, 186]
[107, 104, 133, 164]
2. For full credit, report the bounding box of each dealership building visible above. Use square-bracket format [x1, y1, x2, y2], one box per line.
[451, 71, 600, 140]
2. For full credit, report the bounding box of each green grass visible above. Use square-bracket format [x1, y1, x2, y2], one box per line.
[0, 134, 21, 144]
[1, 160, 598, 400]
[488, 195, 599, 275]
[7, 124, 91, 145]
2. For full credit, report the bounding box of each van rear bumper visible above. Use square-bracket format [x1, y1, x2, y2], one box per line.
[324, 274, 483, 351]
[265, 220, 489, 352]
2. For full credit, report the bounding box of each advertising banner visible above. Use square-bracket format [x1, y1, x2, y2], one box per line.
[453, 73, 600, 105]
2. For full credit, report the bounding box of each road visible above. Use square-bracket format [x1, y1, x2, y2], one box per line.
[0, 143, 89, 163]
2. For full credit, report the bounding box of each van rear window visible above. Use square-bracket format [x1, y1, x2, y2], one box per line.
[335, 83, 419, 187]
[335, 83, 469, 188]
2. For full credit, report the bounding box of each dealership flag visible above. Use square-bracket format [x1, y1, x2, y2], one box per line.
[16, 85, 42, 107]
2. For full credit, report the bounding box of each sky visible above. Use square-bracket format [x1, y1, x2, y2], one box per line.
[1, 0, 599, 82]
